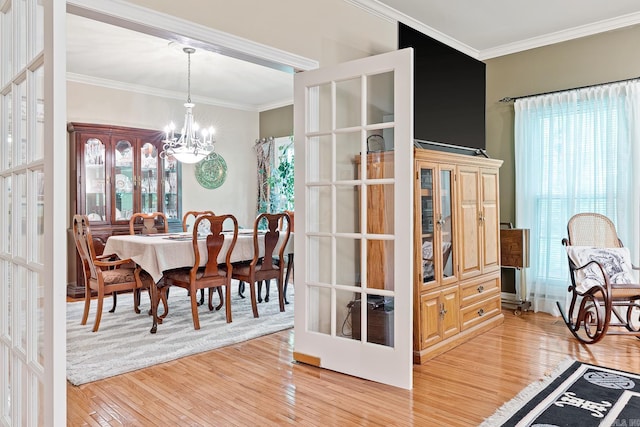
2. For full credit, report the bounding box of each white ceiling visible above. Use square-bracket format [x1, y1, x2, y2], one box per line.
[66, 1, 640, 111]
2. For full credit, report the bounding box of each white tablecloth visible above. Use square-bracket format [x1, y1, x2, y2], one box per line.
[103, 231, 292, 283]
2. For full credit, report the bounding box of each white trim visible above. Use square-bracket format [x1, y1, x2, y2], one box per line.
[66, 72, 293, 112]
[346, 0, 640, 60]
[66, 0, 318, 73]
[479, 11, 640, 60]
[345, 0, 480, 58]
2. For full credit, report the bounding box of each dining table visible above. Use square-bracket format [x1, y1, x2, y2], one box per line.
[103, 229, 293, 333]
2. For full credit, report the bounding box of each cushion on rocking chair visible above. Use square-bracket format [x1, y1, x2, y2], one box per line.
[566, 246, 636, 292]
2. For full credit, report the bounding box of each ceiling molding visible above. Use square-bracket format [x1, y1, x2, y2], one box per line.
[479, 11, 640, 60]
[345, 0, 480, 58]
[346, 0, 640, 61]
[66, 0, 318, 73]
[66, 72, 267, 112]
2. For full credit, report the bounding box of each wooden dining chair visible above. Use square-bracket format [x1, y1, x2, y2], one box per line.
[72, 214, 153, 332]
[129, 212, 169, 235]
[181, 210, 215, 305]
[232, 212, 291, 318]
[182, 210, 215, 232]
[161, 213, 238, 329]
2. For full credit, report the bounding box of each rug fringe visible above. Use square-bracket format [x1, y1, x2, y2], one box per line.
[478, 357, 575, 427]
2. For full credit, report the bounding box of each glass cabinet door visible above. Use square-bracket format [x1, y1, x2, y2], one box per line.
[439, 169, 454, 280]
[140, 142, 159, 214]
[114, 138, 134, 221]
[83, 137, 106, 221]
[163, 156, 179, 219]
[419, 166, 435, 284]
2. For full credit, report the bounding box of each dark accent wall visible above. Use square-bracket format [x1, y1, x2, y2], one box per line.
[399, 23, 486, 151]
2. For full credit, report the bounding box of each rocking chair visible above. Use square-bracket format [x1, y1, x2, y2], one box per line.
[559, 212, 640, 343]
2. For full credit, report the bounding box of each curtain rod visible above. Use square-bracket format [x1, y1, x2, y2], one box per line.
[498, 76, 640, 103]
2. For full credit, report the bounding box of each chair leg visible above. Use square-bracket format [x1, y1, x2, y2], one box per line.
[264, 280, 270, 303]
[248, 280, 259, 318]
[199, 288, 205, 306]
[189, 286, 201, 330]
[133, 289, 141, 314]
[81, 285, 91, 326]
[92, 290, 105, 332]
[109, 292, 117, 313]
[208, 287, 224, 311]
[224, 281, 233, 323]
[238, 281, 245, 298]
[277, 273, 285, 313]
[257, 281, 263, 303]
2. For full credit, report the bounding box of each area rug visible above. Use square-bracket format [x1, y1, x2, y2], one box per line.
[481, 358, 640, 426]
[67, 281, 294, 386]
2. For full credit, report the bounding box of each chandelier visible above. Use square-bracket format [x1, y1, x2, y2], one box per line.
[161, 47, 215, 164]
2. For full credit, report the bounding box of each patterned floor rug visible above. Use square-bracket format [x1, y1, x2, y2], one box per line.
[481, 358, 640, 426]
[67, 281, 294, 385]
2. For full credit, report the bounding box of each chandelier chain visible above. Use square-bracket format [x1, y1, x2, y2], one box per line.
[187, 50, 192, 104]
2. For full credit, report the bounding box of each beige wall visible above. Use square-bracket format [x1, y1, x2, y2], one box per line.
[486, 24, 640, 224]
[126, 0, 397, 67]
[67, 81, 260, 227]
[259, 105, 293, 139]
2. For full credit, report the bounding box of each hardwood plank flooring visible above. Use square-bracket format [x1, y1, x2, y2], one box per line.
[67, 309, 640, 426]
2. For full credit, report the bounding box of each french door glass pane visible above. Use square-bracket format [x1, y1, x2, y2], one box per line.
[307, 285, 331, 334]
[307, 236, 331, 284]
[34, 169, 44, 263]
[15, 173, 26, 258]
[336, 237, 360, 286]
[336, 185, 358, 233]
[307, 186, 331, 233]
[336, 78, 361, 129]
[2, 92, 11, 170]
[17, 80, 26, 166]
[366, 71, 394, 126]
[34, 67, 44, 161]
[335, 132, 359, 181]
[307, 135, 331, 182]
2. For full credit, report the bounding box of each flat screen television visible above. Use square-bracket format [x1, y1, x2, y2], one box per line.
[398, 22, 486, 153]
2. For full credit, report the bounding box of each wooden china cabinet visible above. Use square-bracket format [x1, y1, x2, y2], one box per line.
[413, 147, 503, 363]
[68, 122, 182, 297]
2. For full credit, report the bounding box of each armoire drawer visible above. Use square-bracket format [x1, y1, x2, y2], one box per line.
[460, 294, 501, 331]
[459, 277, 500, 308]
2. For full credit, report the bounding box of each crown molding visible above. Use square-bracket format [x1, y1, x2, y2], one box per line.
[344, 0, 480, 58]
[66, 72, 270, 112]
[347, 0, 640, 61]
[479, 11, 640, 60]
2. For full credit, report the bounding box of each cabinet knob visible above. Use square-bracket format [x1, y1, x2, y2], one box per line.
[477, 308, 485, 317]
[439, 303, 447, 318]
[477, 285, 484, 293]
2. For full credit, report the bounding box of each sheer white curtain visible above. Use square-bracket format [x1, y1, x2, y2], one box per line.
[514, 80, 640, 315]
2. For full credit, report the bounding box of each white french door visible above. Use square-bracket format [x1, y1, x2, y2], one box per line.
[0, 1, 66, 426]
[293, 48, 414, 389]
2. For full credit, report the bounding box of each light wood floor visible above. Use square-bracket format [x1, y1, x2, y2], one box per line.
[67, 308, 640, 426]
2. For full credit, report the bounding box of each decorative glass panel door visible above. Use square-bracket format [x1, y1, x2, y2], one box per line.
[1, 0, 65, 425]
[293, 48, 414, 389]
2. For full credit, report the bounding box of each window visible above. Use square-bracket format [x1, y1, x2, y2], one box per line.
[514, 81, 640, 314]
